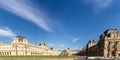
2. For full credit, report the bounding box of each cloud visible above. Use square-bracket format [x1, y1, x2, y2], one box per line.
[0, 0, 52, 32]
[83, 0, 115, 13]
[64, 36, 80, 43]
[0, 27, 16, 37]
[72, 37, 80, 43]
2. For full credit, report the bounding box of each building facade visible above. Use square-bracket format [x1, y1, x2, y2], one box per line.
[0, 36, 79, 56]
[78, 29, 120, 57]
[0, 36, 60, 56]
[98, 29, 120, 57]
[86, 40, 98, 56]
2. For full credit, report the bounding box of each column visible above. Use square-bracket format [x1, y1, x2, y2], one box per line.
[104, 49, 108, 57]
[5, 52, 6, 55]
[108, 51, 112, 57]
[10, 52, 11, 55]
[1, 52, 2, 55]
[115, 51, 118, 57]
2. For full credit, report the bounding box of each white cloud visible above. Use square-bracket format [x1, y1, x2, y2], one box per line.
[83, 0, 115, 13]
[0, 27, 16, 37]
[0, 0, 52, 32]
[72, 37, 80, 43]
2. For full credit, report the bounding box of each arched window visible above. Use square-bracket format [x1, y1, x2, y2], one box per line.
[112, 51, 115, 56]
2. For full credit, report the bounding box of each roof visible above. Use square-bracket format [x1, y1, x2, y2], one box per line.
[16, 36, 25, 38]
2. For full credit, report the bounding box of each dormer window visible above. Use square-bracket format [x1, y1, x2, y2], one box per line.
[12, 36, 28, 44]
[39, 42, 46, 46]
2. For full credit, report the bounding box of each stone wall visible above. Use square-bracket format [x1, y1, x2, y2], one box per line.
[78, 29, 120, 57]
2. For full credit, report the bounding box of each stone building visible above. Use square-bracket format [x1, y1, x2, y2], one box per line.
[0, 36, 60, 56]
[98, 29, 120, 57]
[0, 36, 79, 56]
[59, 48, 72, 56]
[78, 29, 120, 57]
[86, 40, 98, 56]
[59, 48, 79, 56]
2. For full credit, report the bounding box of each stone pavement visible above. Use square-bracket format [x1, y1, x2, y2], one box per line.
[1, 58, 120, 60]
[0, 58, 74, 60]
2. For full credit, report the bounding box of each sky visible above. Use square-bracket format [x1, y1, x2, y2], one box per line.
[0, 0, 120, 50]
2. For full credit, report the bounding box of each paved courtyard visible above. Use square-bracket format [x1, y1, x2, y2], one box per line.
[0, 58, 74, 60]
[0, 57, 120, 60]
[0, 58, 115, 60]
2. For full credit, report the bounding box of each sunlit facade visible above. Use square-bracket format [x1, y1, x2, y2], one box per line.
[0, 36, 60, 56]
[79, 29, 120, 57]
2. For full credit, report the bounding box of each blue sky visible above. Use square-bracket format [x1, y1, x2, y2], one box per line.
[0, 0, 120, 50]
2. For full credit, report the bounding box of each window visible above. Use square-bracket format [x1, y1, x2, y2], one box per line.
[112, 51, 115, 56]
[119, 53, 120, 56]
